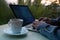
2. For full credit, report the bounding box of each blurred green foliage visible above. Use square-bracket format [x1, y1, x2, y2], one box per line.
[29, 5, 58, 19]
[0, 0, 15, 25]
[29, 5, 44, 18]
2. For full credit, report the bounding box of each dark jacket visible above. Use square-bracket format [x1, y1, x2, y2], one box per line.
[37, 22, 60, 40]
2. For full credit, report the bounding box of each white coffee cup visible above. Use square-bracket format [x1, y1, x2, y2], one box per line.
[8, 19, 23, 33]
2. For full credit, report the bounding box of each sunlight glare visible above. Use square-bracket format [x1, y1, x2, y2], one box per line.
[41, 0, 60, 6]
[5, 0, 18, 4]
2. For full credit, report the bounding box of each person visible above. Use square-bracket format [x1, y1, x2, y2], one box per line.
[32, 17, 60, 29]
[32, 17, 51, 29]
[32, 17, 60, 40]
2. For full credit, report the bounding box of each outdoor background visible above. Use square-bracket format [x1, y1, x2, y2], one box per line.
[0, 0, 59, 25]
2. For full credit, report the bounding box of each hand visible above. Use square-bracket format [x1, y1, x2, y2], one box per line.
[32, 20, 40, 29]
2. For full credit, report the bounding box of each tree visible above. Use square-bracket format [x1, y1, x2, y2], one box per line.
[44, 2, 59, 18]
[33, 0, 41, 7]
[18, 0, 24, 5]
[0, 0, 15, 25]
[28, 0, 31, 6]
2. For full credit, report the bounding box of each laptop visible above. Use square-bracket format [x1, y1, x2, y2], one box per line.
[9, 5, 35, 26]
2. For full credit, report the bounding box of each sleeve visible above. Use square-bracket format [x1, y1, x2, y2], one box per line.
[50, 19, 58, 26]
[56, 29, 60, 39]
[36, 21, 50, 32]
[50, 19, 57, 23]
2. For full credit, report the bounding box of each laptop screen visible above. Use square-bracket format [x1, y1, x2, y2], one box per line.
[9, 5, 35, 26]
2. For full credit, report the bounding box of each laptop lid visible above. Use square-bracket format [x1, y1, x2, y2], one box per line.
[9, 5, 35, 26]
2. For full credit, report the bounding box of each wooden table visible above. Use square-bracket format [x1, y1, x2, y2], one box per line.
[0, 24, 49, 40]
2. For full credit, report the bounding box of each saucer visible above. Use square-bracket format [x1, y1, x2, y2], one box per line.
[3, 27, 28, 35]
